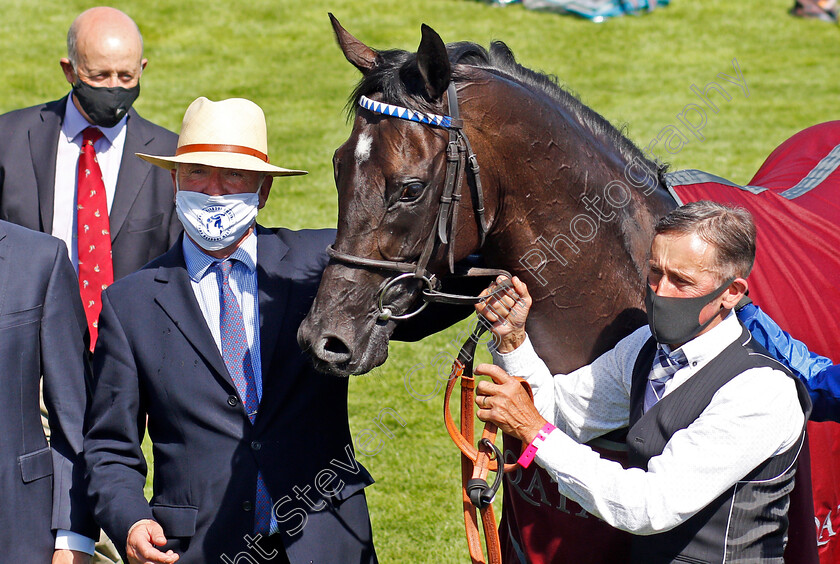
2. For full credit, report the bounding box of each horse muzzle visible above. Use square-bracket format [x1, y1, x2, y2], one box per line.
[297, 310, 393, 377]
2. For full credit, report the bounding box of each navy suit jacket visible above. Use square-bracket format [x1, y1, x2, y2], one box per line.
[0, 220, 96, 560]
[0, 95, 181, 280]
[84, 227, 376, 564]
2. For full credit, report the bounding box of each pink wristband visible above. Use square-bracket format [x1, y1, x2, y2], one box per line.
[517, 422, 556, 468]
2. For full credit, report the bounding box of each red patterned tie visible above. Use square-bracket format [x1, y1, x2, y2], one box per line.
[77, 127, 114, 349]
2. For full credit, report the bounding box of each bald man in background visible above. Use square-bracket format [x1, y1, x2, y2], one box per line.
[0, 7, 180, 563]
[0, 6, 180, 342]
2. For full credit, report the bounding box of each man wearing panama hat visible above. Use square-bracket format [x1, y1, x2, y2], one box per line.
[83, 97, 377, 564]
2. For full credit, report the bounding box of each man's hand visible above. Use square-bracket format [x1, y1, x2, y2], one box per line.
[475, 363, 546, 443]
[52, 550, 91, 564]
[126, 519, 179, 564]
[475, 276, 532, 353]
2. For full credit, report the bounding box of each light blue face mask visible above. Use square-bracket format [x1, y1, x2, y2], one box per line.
[175, 187, 260, 252]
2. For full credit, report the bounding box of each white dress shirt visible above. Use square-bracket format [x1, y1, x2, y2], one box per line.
[51, 94, 126, 556]
[491, 311, 804, 535]
[53, 94, 127, 269]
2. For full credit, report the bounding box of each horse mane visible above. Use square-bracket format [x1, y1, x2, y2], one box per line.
[348, 39, 668, 179]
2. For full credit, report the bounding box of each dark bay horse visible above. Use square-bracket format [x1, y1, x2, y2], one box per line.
[298, 17, 674, 380]
[297, 16, 676, 563]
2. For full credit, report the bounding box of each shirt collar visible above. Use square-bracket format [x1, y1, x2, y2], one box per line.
[62, 92, 127, 146]
[183, 229, 258, 283]
[669, 309, 741, 367]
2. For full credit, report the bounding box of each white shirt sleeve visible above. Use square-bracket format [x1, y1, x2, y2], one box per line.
[491, 326, 652, 442]
[533, 367, 804, 534]
[55, 529, 96, 555]
[490, 319, 805, 534]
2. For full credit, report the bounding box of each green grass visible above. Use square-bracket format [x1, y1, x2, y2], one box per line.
[3, 1, 837, 561]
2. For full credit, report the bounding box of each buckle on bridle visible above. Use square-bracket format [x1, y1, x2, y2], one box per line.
[466, 438, 504, 509]
[468, 153, 480, 172]
[447, 139, 460, 161]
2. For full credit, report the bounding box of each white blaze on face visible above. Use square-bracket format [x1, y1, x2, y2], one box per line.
[355, 133, 373, 165]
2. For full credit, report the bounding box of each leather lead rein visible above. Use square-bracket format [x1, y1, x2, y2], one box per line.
[444, 323, 533, 564]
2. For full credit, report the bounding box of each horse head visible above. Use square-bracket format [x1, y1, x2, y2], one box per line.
[300, 16, 677, 377]
[298, 17, 497, 376]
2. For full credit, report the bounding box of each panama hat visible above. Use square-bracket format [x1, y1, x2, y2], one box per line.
[136, 97, 307, 176]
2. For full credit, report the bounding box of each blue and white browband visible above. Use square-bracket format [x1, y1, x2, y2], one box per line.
[358, 95, 456, 129]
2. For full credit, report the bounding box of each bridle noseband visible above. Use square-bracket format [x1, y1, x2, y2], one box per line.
[327, 82, 504, 321]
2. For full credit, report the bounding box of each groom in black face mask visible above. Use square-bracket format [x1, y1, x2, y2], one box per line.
[473, 200, 812, 564]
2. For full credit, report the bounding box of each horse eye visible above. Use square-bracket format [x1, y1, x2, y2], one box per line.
[399, 182, 425, 201]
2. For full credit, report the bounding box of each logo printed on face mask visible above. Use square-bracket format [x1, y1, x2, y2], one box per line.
[176, 189, 260, 252]
[197, 205, 237, 242]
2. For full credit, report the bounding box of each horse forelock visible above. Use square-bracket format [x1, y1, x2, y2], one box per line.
[347, 48, 431, 119]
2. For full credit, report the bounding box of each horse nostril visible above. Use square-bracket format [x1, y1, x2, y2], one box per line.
[319, 335, 352, 364]
[324, 336, 349, 355]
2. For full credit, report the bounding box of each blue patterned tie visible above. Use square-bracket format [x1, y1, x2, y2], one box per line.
[215, 260, 271, 534]
[643, 347, 689, 412]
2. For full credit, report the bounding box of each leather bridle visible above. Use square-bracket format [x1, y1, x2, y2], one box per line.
[327, 82, 523, 564]
[327, 82, 506, 321]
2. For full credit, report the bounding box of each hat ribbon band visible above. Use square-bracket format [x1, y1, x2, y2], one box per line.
[176, 143, 269, 163]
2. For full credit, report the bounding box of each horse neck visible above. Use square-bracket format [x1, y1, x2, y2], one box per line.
[461, 78, 673, 370]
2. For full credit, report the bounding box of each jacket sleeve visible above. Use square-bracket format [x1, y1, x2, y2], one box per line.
[40, 240, 98, 539]
[738, 302, 839, 421]
[84, 290, 154, 555]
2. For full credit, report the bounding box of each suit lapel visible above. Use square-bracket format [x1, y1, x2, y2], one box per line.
[152, 241, 233, 391]
[31, 98, 66, 234]
[256, 226, 290, 371]
[153, 230, 296, 421]
[0, 224, 9, 314]
[254, 227, 291, 428]
[109, 110, 157, 242]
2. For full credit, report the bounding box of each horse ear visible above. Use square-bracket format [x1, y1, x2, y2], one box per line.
[329, 13, 379, 74]
[417, 24, 451, 100]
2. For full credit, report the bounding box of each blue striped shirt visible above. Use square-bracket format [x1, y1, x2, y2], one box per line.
[182, 232, 263, 401]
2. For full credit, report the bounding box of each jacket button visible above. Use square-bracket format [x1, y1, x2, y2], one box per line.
[227, 395, 238, 407]
[251, 441, 262, 451]
[242, 501, 253, 512]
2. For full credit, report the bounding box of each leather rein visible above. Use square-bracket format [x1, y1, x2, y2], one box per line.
[443, 322, 533, 564]
[327, 83, 526, 564]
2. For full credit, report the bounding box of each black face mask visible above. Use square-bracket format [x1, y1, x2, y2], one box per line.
[645, 277, 735, 346]
[72, 80, 140, 128]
